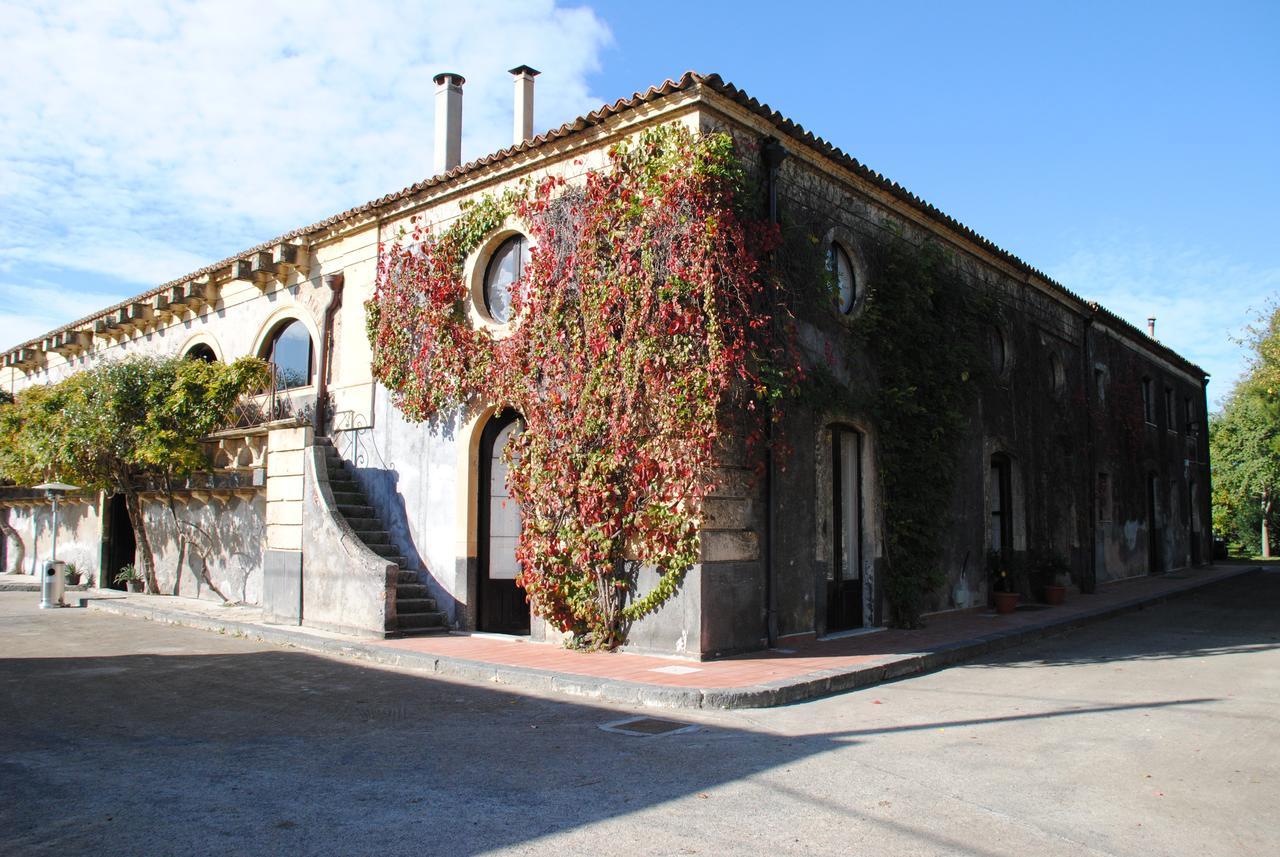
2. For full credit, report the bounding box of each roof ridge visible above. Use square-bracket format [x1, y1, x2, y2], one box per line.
[4, 69, 1207, 379]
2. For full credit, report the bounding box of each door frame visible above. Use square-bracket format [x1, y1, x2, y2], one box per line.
[476, 409, 530, 634]
[826, 426, 864, 632]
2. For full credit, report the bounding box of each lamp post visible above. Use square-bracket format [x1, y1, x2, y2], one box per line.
[33, 481, 80, 565]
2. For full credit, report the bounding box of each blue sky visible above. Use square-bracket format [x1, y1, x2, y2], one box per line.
[2, 1, 1276, 405]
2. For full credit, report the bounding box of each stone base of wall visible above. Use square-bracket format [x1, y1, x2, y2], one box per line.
[263, 549, 302, 625]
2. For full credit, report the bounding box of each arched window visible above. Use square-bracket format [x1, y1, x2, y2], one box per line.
[483, 235, 529, 324]
[827, 242, 858, 315]
[184, 343, 217, 363]
[260, 319, 313, 390]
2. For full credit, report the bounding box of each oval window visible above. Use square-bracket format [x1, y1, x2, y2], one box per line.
[1048, 352, 1065, 395]
[828, 243, 857, 315]
[262, 319, 313, 390]
[483, 235, 529, 324]
[990, 326, 1006, 375]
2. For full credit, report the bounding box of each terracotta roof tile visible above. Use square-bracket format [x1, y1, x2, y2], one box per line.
[5, 71, 1206, 379]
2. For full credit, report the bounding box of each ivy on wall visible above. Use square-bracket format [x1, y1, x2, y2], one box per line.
[795, 229, 990, 628]
[858, 239, 990, 627]
[367, 125, 784, 649]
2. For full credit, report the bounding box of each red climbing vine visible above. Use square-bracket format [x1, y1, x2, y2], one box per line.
[367, 124, 785, 648]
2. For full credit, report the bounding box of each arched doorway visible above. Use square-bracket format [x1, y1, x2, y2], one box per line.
[477, 410, 530, 634]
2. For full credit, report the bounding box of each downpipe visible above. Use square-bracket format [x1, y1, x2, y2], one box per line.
[761, 138, 788, 648]
[314, 271, 345, 436]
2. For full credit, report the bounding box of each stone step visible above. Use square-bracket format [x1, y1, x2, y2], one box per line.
[367, 542, 400, 558]
[328, 477, 359, 491]
[344, 517, 381, 531]
[396, 570, 419, 584]
[336, 504, 374, 518]
[395, 598, 439, 614]
[353, 530, 392, 546]
[331, 490, 366, 506]
[396, 583, 430, 600]
[390, 625, 450, 638]
[396, 611, 449, 630]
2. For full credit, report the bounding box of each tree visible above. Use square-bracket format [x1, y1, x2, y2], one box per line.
[0, 356, 269, 592]
[1211, 384, 1280, 557]
[1211, 302, 1280, 557]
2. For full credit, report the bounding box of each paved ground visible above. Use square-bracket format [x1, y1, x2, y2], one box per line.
[33, 562, 1258, 708]
[1, 569, 1276, 856]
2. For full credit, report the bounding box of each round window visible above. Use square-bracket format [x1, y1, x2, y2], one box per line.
[1048, 352, 1065, 395]
[828, 243, 857, 315]
[990, 326, 1007, 375]
[483, 235, 529, 324]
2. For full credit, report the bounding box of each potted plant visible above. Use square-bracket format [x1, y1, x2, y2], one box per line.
[988, 550, 1021, 614]
[113, 564, 143, 593]
[63, 562, 82, 586]
[1035, 551, 1071, 606]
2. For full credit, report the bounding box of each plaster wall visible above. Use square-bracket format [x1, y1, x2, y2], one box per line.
[142, 493, 267, 604]
[300, 444, 397, 637]
[1, 498, 102, 580]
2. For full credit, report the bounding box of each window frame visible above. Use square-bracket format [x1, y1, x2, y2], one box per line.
[1141, 377, 1156, 425]
[481, 233, 529, 326]
[828, 241, 858, 315]
[259, 318, 315, 391]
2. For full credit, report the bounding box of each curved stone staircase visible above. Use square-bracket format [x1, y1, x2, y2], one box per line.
[318, 440, 448, 636]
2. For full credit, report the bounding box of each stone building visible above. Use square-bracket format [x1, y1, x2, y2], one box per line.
[0, 71, 1211, 655]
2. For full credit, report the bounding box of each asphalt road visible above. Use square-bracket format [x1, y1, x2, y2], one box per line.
[1, 570, 1276, 857]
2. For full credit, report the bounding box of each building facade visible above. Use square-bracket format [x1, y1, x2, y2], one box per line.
[0, 72, 1211, 656]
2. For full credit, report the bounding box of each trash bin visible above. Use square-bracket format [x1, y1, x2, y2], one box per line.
[40, 560, 66, 609]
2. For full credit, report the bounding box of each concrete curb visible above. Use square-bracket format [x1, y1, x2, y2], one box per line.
[1, 578, 91, 593]
[82, 565, 1262, 710]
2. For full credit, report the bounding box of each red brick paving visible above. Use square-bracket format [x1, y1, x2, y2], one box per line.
[377, 564, 1252, 691]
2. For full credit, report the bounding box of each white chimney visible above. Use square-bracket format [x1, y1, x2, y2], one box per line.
[509, 65, 539, 145]
[1147, 317, 1157, 338]
[433, 72, 465, 174]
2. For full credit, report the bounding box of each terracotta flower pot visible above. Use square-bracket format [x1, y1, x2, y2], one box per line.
[1043, 584, 1066, 606]
[993, 590, 1019, 614]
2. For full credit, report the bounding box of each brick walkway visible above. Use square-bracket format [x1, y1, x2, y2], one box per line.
[74, 561, 1261, 708]
[377, 563, 1259, 693]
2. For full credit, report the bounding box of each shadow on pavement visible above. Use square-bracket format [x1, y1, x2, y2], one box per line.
[0, 637, 1230, 857]
[986, 569, 1280, 668]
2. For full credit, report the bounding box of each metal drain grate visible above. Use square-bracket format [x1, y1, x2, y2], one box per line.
[599, 716, 699, 737]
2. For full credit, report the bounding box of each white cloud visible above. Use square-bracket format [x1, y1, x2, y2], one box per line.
[1046, 237, 1280, 407]
[0, 279, 129, 344]
[0, 0, 611, 295]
